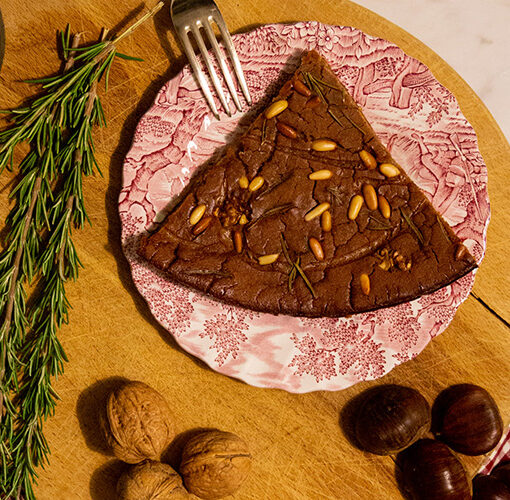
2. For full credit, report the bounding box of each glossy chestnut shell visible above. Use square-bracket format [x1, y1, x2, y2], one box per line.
[432, 384, 503, 456]
[493, 462, 510, 490]
[472, 474, 510, 500]
[354, 384, 431, 455]
[397, 439, 471, 500]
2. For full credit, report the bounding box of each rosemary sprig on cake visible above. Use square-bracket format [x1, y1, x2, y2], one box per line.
[0, 3, 163, 498]
[304, 71, 365, 134]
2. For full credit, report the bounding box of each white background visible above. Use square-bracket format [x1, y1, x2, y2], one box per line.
[353, 0, 510, 142]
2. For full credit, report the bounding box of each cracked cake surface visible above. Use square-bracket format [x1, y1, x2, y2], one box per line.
[138, 50, 477, 317]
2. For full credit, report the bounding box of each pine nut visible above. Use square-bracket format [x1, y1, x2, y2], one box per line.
[294, 79, 312, 97]
[276, 122, 297, 139]
[258, 253, 279, 265]
[309, 169, 333, 181]
[309, 237, 324, 261]
[281, 80, 293, 94]
[192, 215, 213, 235]
[305, 96, 321, 109]
[359, 150, 377, 170]
[348, 195, 364, 220]
[239, 214, 248, 225]
[265, 100, 288, 119]
[233, 231, 243, 253]
[360, 273, 370, 295]
[248, 176, 265, 192]
[455, 244, 467, 260]
[362, 184, 378, 210]
[312, 139, 337, 152]
[378, 195, 391, 219]
[189, 204, 206, 225]
[379, 163, 400, 178]
[321, 210, 332, 232]
[238, 175, 249, 189]
[305, 202, 331, 222]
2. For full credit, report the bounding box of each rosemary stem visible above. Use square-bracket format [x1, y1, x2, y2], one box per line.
[57, 196, 74, 280]
[0, 176, 42, 410]
[113, 2, 164, 44]
[63, 33, 82, 72]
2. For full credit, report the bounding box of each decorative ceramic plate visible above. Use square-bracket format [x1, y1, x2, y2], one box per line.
[119, 22, 489, 393]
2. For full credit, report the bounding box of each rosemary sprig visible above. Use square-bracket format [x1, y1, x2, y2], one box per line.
[254, 173, 293, 201]
[327, 108, 345, 129]
[288, 261, 298, 291]
[367, 214, 392, 231]
[339, 108, 365, 134]
[400, 208, 425, 245]
[304, 71, 365, 135]
[327, 186, 343, 205]
[247, 203, 294, 228]
[182, 269, 233, 279]
[294, 260, 317, 298]
[307, 75, 341, 90]
[280, 233, 316, 298]
[280, 233, 292, 265]
[261, 118, 267, 145]
[0, 4, 163, 498]
[304, 72, 326, 104]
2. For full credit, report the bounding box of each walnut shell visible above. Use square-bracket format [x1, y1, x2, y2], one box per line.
[180, 430, 252, 499]
[117, 460, 193, 500]
[102, 381, 174, 464]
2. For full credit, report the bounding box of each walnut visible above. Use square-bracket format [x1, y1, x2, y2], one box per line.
[219, 199, 244, 227]
[101, 381, 175, 464]
[117, 460, 194, 500]
[180, 430, 252, 499]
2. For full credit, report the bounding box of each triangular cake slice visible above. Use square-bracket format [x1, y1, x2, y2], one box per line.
[138, 50, 477, 317]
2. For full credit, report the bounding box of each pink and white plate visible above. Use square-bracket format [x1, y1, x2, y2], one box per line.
[119, 22, 490, 393]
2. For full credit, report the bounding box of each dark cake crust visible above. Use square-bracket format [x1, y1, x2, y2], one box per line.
[138, 51, 477, 317]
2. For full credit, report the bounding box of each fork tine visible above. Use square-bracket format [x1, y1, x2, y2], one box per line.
[203, 19, 242, 112]
[177, 27, 220, 119]
[213, 15, 252, 105]
[190, 23, 231, 116]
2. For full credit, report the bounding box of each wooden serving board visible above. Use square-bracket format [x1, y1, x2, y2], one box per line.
[0, 1, 509, 498]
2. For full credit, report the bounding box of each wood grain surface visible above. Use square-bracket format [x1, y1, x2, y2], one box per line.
[0, 1, 509, 499]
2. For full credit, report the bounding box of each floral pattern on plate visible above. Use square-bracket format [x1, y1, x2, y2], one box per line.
[119, 22, 489, 393]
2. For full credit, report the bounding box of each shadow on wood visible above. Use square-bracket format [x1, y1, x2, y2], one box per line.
[89, 458, 128, 500]
[394, 452, 412, 500]
[338, 386, 378, 450]
[76, 376, 130, 455]
[108, 3, 145, 39]
[0, 7, 4, 75]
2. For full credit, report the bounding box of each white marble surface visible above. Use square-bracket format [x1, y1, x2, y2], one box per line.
[354, 0, 510, 142]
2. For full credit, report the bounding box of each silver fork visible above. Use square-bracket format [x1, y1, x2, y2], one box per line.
[170, 0, 252, 119]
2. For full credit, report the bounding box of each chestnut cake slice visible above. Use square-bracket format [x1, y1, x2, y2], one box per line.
[138, 50, 477, 317]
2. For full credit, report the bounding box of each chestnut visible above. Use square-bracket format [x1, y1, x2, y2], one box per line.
[472, 474, 510, 500]
[432, 384, 503, 456]
[397, 439, 471, 500]
[492, 462, 510, 490]
[354, 384, 431, 455]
